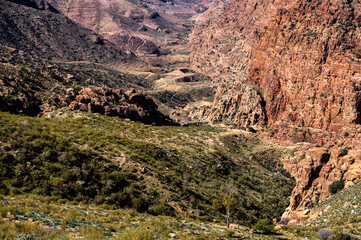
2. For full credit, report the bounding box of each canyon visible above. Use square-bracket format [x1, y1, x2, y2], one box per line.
[1, 0, 361, 231]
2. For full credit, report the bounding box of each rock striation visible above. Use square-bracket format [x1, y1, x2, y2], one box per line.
[246, 0, 361, 130]
[189, 0, 290, 126]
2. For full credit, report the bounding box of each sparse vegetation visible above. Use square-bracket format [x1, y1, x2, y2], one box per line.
[295, 181, 361, 237]
[0, 194, 303, 239]
[0, 111, 294, 227]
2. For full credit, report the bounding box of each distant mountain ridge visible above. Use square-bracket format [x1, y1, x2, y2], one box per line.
[7, 0, 59, 12]
[0, 0, 133, 63]
[46, 0, 214, 54]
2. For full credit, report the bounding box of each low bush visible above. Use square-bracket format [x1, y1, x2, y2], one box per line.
[148, 202, 175, 216]
[254, 218, 275, 234]
[317, 228, 335, 240]
[329, 180, 345, 194]
[78, 226, 105, 240]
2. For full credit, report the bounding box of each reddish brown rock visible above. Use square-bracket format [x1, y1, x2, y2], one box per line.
[190, 0, 361, 224]
[189, 0, 291, 126]
[46, 87, 173, 125]
[246, 0, 361, 130]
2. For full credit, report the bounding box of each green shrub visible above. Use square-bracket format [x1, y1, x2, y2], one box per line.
[224, 229, 235, 237]
[334, 232, 353, 240]
[254, 218, 275, 234]
[339, 147, 351, 157]
[329, 180, 345, 194]
[148, 202, 175, 216]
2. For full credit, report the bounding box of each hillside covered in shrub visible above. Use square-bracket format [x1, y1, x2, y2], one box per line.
[0, 111, 294, 226]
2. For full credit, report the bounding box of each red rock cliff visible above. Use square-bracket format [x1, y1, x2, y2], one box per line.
[190, 0, 361, 224]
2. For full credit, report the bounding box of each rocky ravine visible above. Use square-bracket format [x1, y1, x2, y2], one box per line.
[190, 0, 361, 224]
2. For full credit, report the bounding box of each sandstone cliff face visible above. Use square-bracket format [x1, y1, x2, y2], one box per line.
[190, 0, 361, 224]
[247, 0, 361, 130]
[190, 0, 361, 130]
[189, 0, 291, 126]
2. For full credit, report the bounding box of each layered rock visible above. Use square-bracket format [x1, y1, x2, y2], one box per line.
[246, 0, 361, 130]
[190, 0, 361, 129]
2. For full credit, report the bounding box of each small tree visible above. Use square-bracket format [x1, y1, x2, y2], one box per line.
[213, 184, 237, 228]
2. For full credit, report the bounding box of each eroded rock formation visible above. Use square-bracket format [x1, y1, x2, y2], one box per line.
[46, 87, 173, 125]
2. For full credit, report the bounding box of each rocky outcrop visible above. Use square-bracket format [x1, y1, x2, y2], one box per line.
[0, 64, 171, 125]
[193, 82, 267, 126]
[282, 142, 361, 224]
[46, 87, 173, 125]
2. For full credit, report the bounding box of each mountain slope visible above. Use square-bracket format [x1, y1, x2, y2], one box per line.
[0, 0, 131, 63]
[0, 111, 294, 225]
[47, 0, 208, 54]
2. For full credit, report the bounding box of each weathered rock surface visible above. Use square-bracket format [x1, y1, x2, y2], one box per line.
[190, 0, 361, 224]
[246, 0, 361, 130]
[0, 64, 171, 125]
[193, 82, 267, 126]
[191, 0, 361, 130]
[281, 141, 361, 224]
[189, 0, 290, 126]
